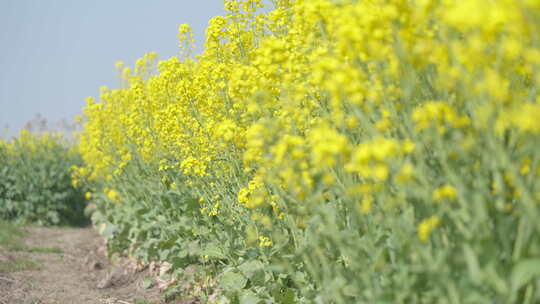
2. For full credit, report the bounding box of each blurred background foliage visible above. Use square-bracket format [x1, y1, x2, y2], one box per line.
[0, 129, 88, 226]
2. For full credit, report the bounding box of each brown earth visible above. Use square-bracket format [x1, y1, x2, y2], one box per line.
[0, 226, 162, 304]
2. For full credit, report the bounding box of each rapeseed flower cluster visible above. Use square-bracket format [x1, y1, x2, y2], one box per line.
[76, 0, 540, 302]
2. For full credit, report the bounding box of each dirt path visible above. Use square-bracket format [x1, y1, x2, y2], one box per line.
[0, 226, 161, 304]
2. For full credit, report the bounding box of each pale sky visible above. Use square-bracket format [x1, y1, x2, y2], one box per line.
[0, 0, 228, 137]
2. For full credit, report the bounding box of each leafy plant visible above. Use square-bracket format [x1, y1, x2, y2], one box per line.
[0, 130, 89, 226]
[77, 0, 540, 303]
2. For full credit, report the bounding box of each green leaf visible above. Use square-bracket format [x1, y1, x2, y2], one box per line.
[511, 259, 540, 291]
[463, 245, 482, 283]
[239, 290, 264, 304]
[271, 287, 296, 304]
[238, 260, 264, 278]
[220, 271, 247, 291]
[202, 243, 226, 259]
[142, 276, 154, 289]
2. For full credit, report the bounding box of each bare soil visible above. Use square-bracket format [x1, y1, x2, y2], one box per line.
[0, 226, 162, 304]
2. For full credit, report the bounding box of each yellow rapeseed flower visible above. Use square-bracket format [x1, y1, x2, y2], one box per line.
[418, 216, 441, 243]
[433, 184, 458, 201]
[105, 189, 120, 203]
[258, 236, 273, 247]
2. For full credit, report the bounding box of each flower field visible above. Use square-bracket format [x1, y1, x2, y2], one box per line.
[0, 130, 87, 226]
[73, 0, 540, 302]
